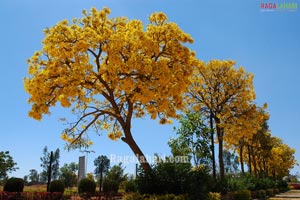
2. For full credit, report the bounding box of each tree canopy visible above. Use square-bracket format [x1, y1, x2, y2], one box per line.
[24, 7, 198, 172]
[0, 151, 18, 182]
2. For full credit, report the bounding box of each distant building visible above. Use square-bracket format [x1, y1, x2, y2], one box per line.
[78, 156, 86, 181]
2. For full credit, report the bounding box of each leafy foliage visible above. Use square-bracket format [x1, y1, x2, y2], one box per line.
[187, 166, 212, 200]
[137, 157, 191, 195]
[124, 178, 138, 193]
[223, 150, 239, 174]
[103, 163, 126, 194]
[136, 156, 211, 199]
[208, 192, 221, 200]
[40, 146, 60, 182]
[169, 112, 211, 167]
[94, 155, 110, 192]
[78, 178, 96, 194]
[188, 60, 258, 180]
[230, 190, 251, 200]
[24, 7, 198, 172]
[0, 151, 18, 182]
[49, 180, 65, 193]
[27, 169, 40, 185]
[59, 162, 78, 188]
[4, 177, 24, 192]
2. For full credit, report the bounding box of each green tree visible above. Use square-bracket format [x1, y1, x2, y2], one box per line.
[28, 169, 40, 184]
[94, 155, 110, 193]
[40, 146, 60, 191]
[59, 162, 78, 188]
[0, 151, 18, 183]
[104, 163, 126, 194]
[169, 112, 211, 167]
[223, 150, 239, 174]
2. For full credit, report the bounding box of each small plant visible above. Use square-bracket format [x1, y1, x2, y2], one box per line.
[49, 180, 65, 193]
[277, 180, 288, 191]
[257, 189, 266, 198]
[125, 179, 137, 193]
[3, 177, 24, 192]
[231, 190, 251, 200]
[103, 179, 119, 194]
[78, 178, 96, 194]
[273, 188, 280, 194]
[123, 192, 143, 200]
[208, 192, 221, 200]
[266, 188, 274, 197]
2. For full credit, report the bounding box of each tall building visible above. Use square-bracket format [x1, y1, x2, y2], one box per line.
[78, 156, 86, 182]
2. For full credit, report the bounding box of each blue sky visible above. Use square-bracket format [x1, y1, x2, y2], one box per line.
[0, 0, 299, 178]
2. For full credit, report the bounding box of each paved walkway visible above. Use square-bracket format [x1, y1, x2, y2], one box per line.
[269, 190, 300, 200]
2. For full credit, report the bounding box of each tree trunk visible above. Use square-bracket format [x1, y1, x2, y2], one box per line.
[218, 138, 225, 181]
[209, 112, 216, 179]
[47, 151, 53, 192]
[248, 145, 252, 175]
[216, 123, 225, 182]
[122, 129, 152, 173]
[99, 171, 103, 193]
[252, 146, 257, 177]
[239, 143, 244, 176]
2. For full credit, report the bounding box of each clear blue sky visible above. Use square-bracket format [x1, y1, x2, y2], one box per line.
[0, 0, 299, 178]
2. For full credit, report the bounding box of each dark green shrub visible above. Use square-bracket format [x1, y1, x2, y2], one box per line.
[273, 188, 280, 194]
[157, 194, 176, 200]
[255, 178, 275, 190]
[277, 180, 288, 190]
[187, 167, 212, 200]
[78, 178, 96, 194]
[211, 178, 228, 194]
[3, 177, 24, 192]
[231, 190, 251, 200]
[266, 188, 274, 197]
[103, 179, 119, 194]
[49, 180, 65, 193]
[136, 160, 191, 195]
[125, 179, 137, 193]
[257, 189, 266, 198]
[226, 176, 255, 192]
[250, 191, 258, 199]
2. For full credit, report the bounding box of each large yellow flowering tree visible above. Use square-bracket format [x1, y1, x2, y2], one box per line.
[188, 60, 256, 180]
[224, 105, 269, 176]
[24, 7, 198, 172]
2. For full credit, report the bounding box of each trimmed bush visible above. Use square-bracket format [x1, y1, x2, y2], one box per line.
[187, 167, 212, 200]
[231, 190, 251, 200]
[125, 179, 137, 193]
[255, 178, 275, 190]
[257, 189, 266, 198]
[3, 177, 24, 192]
[273, 188, 280, 194]
[103, 179, 119, 194]
[277, 180, 288, 190]
[78, 178, 96, 194]
[208, 192, 221, 200]
[49, 180, 65, 193]
[266, 188, 274, 197]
